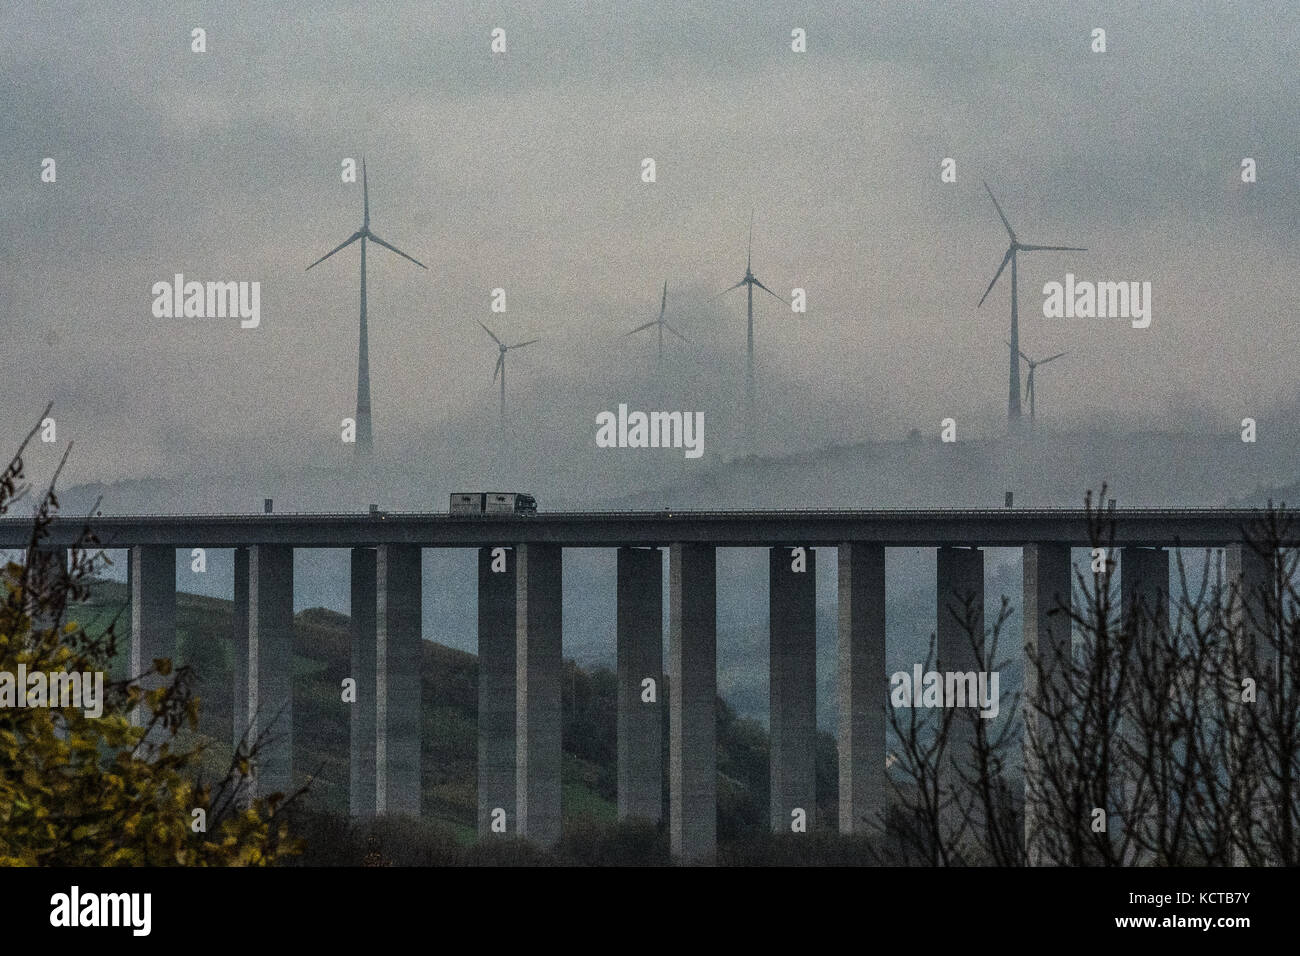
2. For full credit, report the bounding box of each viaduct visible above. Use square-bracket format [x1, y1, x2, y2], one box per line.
[1, 508, 1283, 863]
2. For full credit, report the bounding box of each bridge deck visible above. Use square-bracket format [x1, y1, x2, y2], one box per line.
[0, 508, 1284, 548]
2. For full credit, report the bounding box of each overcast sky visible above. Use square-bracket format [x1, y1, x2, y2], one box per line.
[3, 1, 1299, 489]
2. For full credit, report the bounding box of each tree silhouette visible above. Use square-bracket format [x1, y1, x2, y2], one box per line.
[0, 406, 306, 865]
[870, 485, 1300, 867]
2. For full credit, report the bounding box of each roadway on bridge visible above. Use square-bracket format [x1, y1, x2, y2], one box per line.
[0, 507, 1280, 549]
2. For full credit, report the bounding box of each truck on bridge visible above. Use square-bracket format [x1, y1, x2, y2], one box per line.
[449, 492, 538, 515]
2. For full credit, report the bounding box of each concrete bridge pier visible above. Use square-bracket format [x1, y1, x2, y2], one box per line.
[1120, 547, 1170, 634]
[376, 545, 422, 817]
[478, 546, 517, 837]
[1118, 546, 1169, 857]
[837, 542, 886, 835]
[936, 547, 985, 777]
[669, 543, 717, 863]
[1022, 543, 1072, 866]
[769, 546, 816, 834]
[232, 547, 248, 750]
[129, 546, 177, 733]
[349, 547, 377, 818]
[1226, 541, 1278, 865]
[516, 543, 563, 846]
[616, 547, 664, 824]
[937, 547, 986, 671]
[1226, 542, 1275, 671]
[26, 545, 67, 635]
[242, 545, 294, 799]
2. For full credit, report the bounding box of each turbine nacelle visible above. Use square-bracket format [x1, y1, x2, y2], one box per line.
[627, 280, 688, 351]
[1005, 340, 1068, 373]
[717, 211, 786, 305]
[305, 162, 427, 273]
[479, 320, 538, 379]
[977, 182, 1086, 308]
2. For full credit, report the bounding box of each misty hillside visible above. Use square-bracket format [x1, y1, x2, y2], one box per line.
[46, 425, 1300, 518]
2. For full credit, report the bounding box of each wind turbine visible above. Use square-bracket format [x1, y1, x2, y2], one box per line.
[1006, 341, 1066, 422]
[978, 182, 1084, 425]
[717, 214, 787, 408]
[306, 158, 426, 456]
[627, 280, 688, 364]
[478, 321, 538, 425]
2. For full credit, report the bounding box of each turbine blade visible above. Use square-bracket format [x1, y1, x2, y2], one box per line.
[510, 339, 539, 349]
[663, 320, 690, 343]
[627, 320, 658, 335]
[752, 277, 787, 305]
[978, 248, 1014, 306]
[660, 280, 668, 320]
[983, 181, 1017, 242]
[714, 280, 746, 300]
[747, 210, 754, 271]
[1018, 244, 1086, 252]
[1040, 351, 1067, 364]
[1019, 349, 1032, 364]
[305, 230, 363, 271]
[363, 157, 369, 226]
[478, 320, 502, 345]
[366, 230, 427, 269]
[493, 353, 503, 383]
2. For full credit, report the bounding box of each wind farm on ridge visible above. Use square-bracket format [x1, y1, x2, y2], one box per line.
[307, 163, 1089, 458]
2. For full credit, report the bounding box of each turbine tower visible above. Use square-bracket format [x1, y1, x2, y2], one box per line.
[627, 280, 688, 364]
[306, 159, 426, 456]
[718, 214, 787, 408]
[478, 321, 538, 425]
[1006, 341, 1066, 422]
[978, 183, 1084, 426]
